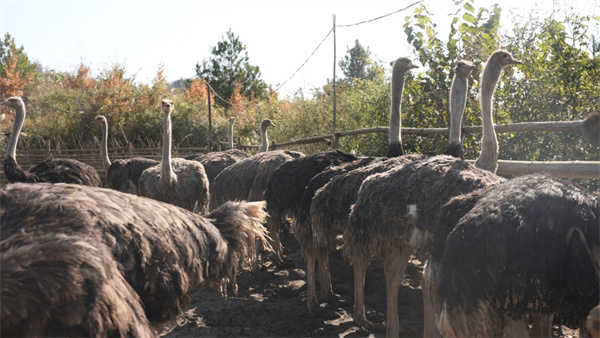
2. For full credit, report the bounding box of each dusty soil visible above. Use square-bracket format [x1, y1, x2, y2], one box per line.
[160, 226, 424, 338]
[160, 226, 580, 338]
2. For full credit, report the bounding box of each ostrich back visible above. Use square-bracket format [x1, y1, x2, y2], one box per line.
[262, 149, 357, 215]
[209, 150, 303, 210]
[0, 183, 270, 331]
[436, 173, 600, 332]
[138, 158, 210, 213]
[4, 156, 101, 186]
[192, 149, 249, 184]
[346, 155, 505, 261]
[293, 157, 380, 253]
[310, 154, 424, 253]
[106, 157, 159, 194]
[0, 223, 154, 337]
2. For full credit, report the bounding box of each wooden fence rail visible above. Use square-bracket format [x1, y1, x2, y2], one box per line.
[1, 119, 598, 187]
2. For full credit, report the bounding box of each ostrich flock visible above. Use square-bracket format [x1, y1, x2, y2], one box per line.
[1, 49, 599, 338]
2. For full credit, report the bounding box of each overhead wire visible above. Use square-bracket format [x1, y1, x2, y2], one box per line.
[274, 28, 334, 92]
[275, 0, 424, 93]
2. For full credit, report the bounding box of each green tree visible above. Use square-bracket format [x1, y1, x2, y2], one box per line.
[0, 33, 39, 97]
[402, 0, 504, 157]
[338, 40, 382, 85]
[196, 29, 268, 108]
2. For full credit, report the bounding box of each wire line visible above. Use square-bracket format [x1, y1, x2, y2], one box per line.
[275, 27, 334, 92]
[337, 0, 424, 28]
[275, 0, 423, 93]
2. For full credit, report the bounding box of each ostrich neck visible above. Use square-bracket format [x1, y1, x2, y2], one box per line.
[259, 126, 269, 152]
[162, 111, 175, 183]
[6, 105, 25, 160]
[448, 76, 468, 145]
[228, 121, 234, 149]
[475, 63, 502, 173]
[388, 70, 407, 155]
[100, 120, 111, 171]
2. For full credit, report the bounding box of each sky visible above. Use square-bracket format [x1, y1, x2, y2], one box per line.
[1, 0, 598, 98]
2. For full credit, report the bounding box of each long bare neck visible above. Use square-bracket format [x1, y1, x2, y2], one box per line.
[228, 120, 234, 149]
[99, 119, 111, 172]
[388, 68, 407, 156]
[161, 111, 175, 183]
[475, 62, 503, 173]
[6, 104, 25, 160]
[448, 74, 469, 145]
[258, 125, 269, 152]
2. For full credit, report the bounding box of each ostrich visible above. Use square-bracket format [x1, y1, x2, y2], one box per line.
[428, 173, 600, 337]
[301, 58, 473, 311]
[208, 149, 304, 210]
[290, 56, 420, 309]
[1, 97, 101, 186]
[94, 115, 159, 194]
[261, 149, 358, 265]
[258, 118, 276, 153]
[344, 50, 521, 337]
[446, 60, 476, 159]
[582, 111, 599, 147]
[0, 182, 272, 332]
[138, 99, 210, 213]
[1, 229, 155, 337]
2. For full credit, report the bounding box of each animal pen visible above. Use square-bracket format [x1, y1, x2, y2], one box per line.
[0, 119, 598, 187]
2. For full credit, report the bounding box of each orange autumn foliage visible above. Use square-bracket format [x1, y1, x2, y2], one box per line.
[186, 77, 213, 103]
[0, 53, 34, 99]
[63, 64, 96, 90]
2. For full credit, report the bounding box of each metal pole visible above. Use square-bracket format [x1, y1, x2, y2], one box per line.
[207, 82, 212, 152]
[332, 14, 339, 149]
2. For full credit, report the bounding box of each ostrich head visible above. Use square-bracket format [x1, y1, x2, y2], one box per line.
[393, 57, 419, 73]
[454, 60, 476, 76]
[161, 99, 175, 115]
[94, 115, 107, 125]
[1, 97, 25, 110]
[261, 118, 276, 131]
[488, 49, 522, 67]
[230, 117, 236, 123]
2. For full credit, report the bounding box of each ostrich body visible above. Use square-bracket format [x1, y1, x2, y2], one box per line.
[445, 60, 476, 159]
[345, 50, 520, 337]
[300, 57, 465, 312]
[262, 149, 358, 265]
[1, 230, 154, 337]
[209, 149, 304, 210]
[95, 115, 158, 194]
[2, 97, 101, 186]
[428, 173, 600, 337]
[258, 118, 276, 153]
[187, 149, 249, 184]
[302, 155, 423, 310]
[0, 182, 271, 333]
[138, 100, 210, 213]
[387, 57, 419, 157]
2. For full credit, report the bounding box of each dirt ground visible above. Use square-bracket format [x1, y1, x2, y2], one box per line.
[160, 225, 580, 338]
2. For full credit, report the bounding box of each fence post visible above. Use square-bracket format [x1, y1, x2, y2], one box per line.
[332, 14, 338, 149]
